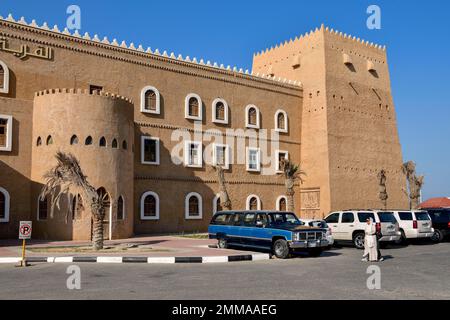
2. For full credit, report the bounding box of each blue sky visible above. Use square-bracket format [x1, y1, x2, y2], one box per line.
[2, 0, 449, 200]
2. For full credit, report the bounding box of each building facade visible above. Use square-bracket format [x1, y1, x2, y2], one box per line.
[0, 15, 408, 240]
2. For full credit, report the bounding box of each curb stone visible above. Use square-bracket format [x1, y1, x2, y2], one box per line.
[0, 254, 271, 265]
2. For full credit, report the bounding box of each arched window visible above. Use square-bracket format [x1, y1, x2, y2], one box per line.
[140, 191, 159, 220]
[117, 196, 125, 220]
[99, 137, 107, 147]
[140, 86, 161, 114]
[185, 93, 202, 120]
[274, 110, 288, 133]
[245, 105, 260, 128]
[212, 98, 229, 124]
[185, 192, 202, 219]
[0, 187, 10, 222]
[85, 136, 93, 145]
[112, 139, 118, 149]
[276, 196, 288, 212]
[70, 135, 79, 145]
[0, 60, 10, 94]
[46, 135, 53, 145]
[36, 137, 42, 146]
[71, 194, 83, 220]
[122, 140, 128, 150]
[37, 196, 48, 221]
[213, 194, 223, 214]
[97, 187, 111, 223]
[246, 195, 261, 210]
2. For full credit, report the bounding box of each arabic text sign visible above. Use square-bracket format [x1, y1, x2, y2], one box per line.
[0, 37, 53, 60]
[19, 221, 32, 240]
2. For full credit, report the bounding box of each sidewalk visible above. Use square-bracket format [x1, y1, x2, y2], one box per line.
[0, 235, 261, 258]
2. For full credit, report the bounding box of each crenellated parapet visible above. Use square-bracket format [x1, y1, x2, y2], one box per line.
[34, 88, 133, 104]
[0, 13, 302, 88]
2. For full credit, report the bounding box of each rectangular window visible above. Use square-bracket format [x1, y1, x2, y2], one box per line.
[213, 144, 229, 170]
[38, 198, 48, 221]
[141, 136, 160, 165]
[185, 141, 203, 168]
[399, 212, 413, 221]
[246, 147, 260, 172]
[275, 150, 289, 172]
[0, 115, 12, 152]
[89, 85, 103, 94]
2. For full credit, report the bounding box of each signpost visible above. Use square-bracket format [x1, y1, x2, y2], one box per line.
[18, 221, 32, 267]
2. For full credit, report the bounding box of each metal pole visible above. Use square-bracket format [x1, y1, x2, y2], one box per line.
[21, 239, 26, 267]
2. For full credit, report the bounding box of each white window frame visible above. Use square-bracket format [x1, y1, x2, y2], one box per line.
[140, 191, 160, 221]
[185, 192, 203, 220]
[117, 195, 125, 221]
[212, 194, 221, 214]
[276, 195, 288, 211]
[0, 60, 10, 94]
[140, 85, 161, 114]
[245, 104, 260, 129]
[0, 187, 10, 223]
[212, 143, 230, 170]
[275, 150, 289, 173]
[184, 141, 203, 168]
[141, 136, 160, 165]
[246, 147, 261, 172]
[0, 114, 13, 152]
[185, 93, 203, 121]
[212, 98, 229, 124]
[274, 109, 288, 133]
[246, 194, 261, 210]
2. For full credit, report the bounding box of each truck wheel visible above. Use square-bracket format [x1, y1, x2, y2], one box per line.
[309, 248, 323, 257]
[395, 230, 408, 245]
[431, 229, 444, 243]
[353, 232, 365, 249]
[273, 239, 290, 259]
[218, 238, 228, 249]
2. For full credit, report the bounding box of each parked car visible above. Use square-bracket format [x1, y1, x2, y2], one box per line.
[324, 210, 401, 249]
[301, 219, 334, 247]
[208, 211, 329, 259]
[425, 208, 450, 242]
[391, 210, 434, 244]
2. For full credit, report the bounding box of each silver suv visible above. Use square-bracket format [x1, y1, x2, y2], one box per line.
[324, 210, 401, 249]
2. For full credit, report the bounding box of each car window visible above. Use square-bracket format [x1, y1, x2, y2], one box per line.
[270, 213, 301, 225]
[212, 214, 229, 225]
[399, 212, 413, 221]
[377, 212, 397, 223]
[341, 212, 355, 223]
[415, 212, 430, 221]
[325, 213, 340, 224]
[429, 211, 450, 222]
[230, 213, 242, 226]
[243, 213, 256, 226]
[256, 213, 269, 226]
[357, 212, 375, 223]
[311, 221, 328, 228]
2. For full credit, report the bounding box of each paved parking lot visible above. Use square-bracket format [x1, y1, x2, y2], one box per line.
[0, 241, 449, 300]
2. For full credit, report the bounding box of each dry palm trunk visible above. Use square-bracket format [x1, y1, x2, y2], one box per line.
[214, 165, 231, 210]
[91, 202, 105, 250]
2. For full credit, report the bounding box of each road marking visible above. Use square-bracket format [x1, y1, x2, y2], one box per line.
[0, 257, 21, 264]
[148, 257, 175, 264]
[96, 257, 123, 264]
[252, 254, 271, 261]
[202, 256, 228, 263]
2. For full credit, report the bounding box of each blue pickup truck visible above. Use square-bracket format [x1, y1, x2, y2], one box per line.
[208, 211, 329, 259]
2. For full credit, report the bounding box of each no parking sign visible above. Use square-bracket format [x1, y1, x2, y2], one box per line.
[19, 221, 32, 240]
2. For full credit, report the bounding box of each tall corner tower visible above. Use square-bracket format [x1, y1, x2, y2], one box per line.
[253, 26, 408, 217]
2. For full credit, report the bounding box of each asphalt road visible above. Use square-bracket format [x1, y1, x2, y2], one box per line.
[0, 241, 449, 300]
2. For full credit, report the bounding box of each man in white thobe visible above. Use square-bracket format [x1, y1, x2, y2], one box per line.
[362, 218, 378, 262]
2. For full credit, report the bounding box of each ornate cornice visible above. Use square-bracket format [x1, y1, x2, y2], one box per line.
[135, 121, 302, 146]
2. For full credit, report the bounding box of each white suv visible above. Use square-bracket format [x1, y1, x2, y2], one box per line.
[324, 210, 401, 249]
[392, 210, 434, 243]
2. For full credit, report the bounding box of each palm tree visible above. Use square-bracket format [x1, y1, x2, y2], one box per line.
[281, 159, 306, 212]
[40, 152, 107, 250]
[213, 165, 232, 211]
[402, 161, 424, 209]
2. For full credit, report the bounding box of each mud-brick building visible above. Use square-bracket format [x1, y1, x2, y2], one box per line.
[0, 15, 407, 240]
